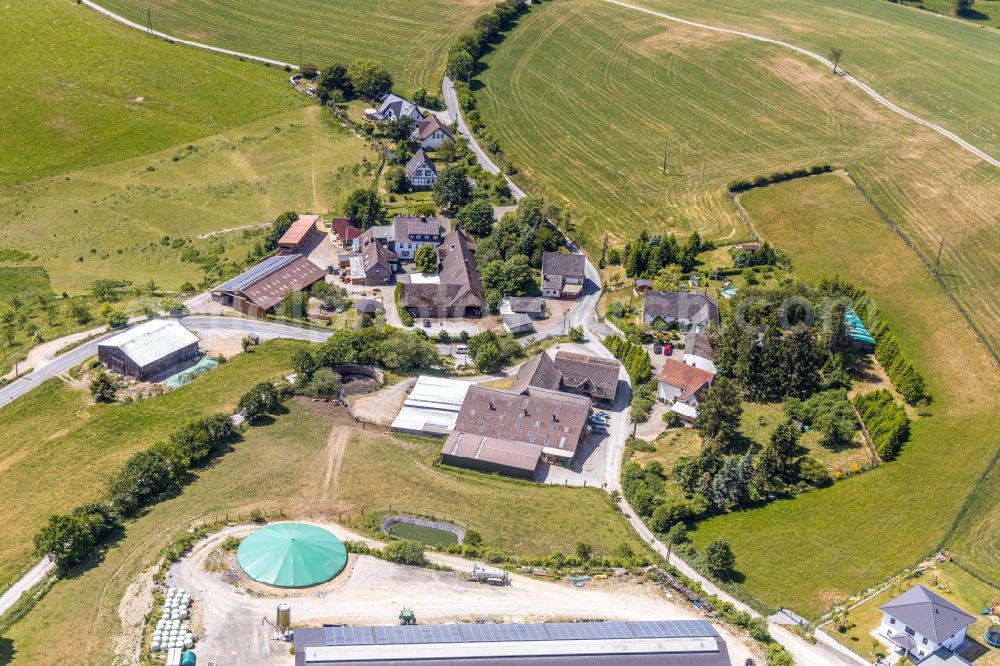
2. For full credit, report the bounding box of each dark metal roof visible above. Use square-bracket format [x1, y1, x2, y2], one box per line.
[215, 254, 300, 293]
[508, 297, 545, 313]
[442, 431, 541, 471]
[294, 620, 730, 666]
[541, 251, 585, 279]
[554, 351, 620, 401]
[684, 330, 715, 360]
[880, 585, 976, 644]
[642, 291, 719, 326]
[511, 353, 563, 395]
[214, 254, 326, 310]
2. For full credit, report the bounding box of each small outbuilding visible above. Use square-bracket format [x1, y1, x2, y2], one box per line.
[277, 214, 321, 254]
[97, 319, 199, 380]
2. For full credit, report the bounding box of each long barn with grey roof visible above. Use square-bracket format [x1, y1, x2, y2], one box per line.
[293, 619, 731, 665]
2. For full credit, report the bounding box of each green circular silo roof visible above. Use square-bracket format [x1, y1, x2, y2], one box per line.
[237, 523, 348, 588]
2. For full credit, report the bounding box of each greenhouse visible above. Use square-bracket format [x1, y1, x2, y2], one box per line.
[237, 523, 348, 588]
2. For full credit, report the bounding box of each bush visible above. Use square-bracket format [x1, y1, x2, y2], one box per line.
[89, 368, 120, 403]
[221, 536, 241, 551]
[854, 389, 911, 460]
[237, 382, 282, 423]
[384, 539, 426, 566]
[796, 456, 832, 487]
[704, 539, 735, 577]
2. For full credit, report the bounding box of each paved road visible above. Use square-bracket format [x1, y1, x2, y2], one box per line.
[603, 0, 998, 168]
[0, 557, 54, 617]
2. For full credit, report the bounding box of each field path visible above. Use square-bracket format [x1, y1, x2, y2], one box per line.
[601, 0, 1000, 168]
[320, 425, 350, 500]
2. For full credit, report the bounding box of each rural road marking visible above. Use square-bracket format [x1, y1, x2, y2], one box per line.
[601, 0, 1000, 168]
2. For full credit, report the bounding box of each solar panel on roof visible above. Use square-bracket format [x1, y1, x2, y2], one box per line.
[324, 626, 375, 646]
[459, 623, 549, 643]
[214, 254, 300, 292]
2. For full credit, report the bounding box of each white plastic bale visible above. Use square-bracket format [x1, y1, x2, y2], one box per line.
[184, 639, 194, 649]
[180, 609, 189, 620]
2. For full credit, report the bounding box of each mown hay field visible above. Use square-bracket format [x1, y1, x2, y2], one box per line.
[476, 0, 1000, 355]
[1, 0, 305, 187]
[685, 173, 1000, 616]
[0, 106, 373, 293]
[630, 0, 1000, 154]
[93, 0, 495, 94]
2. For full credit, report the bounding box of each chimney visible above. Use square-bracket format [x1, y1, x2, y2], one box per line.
[552, 413, 558, 423]
[523, 408, 529, 417]
[489, 400, 495, 410]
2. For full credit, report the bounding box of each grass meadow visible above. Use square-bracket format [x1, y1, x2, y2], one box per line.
[476, 0, 1000, 355]
[93, 0, 496, 94]
[632, 0, 1000, 155]
[0, 106, 373, 293]
[682, 173, 1000, 616]
[1, 0, 306, 188]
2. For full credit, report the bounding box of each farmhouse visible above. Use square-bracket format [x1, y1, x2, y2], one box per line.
[350, 229, 396, 286]
[277, 214, 321, 254]
[374, 93, 422, 123]
[98, 319, 199, 380]
[512, 351, 620, 403]
[444, 385, 591, 475]
[400, 230, 486, 318]
[541, 251, 585, 299]
[683, 329, 717, 373]
[877, 585, 976, 663]
[657, 358, 715, 421]
[405, 149, 437, 189]
[212, 254, 326, 318]
[391, 215, 444, 260]
[642, 290, 720, 329]
[330, 218, 361, 248]
[293, 619, 731, 665]
[390, 375, 472, 436]
[415, 114, 454, 150]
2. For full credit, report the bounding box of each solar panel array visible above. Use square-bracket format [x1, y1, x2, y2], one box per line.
[324, 620, 717, 647]
[214, 254, 300, 292]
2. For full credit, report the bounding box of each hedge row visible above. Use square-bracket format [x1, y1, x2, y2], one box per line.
[854, 389, 911, 460]
[32, 408, 248, 571]
[727, 165, 834, 193]
[603, 335, 651, 384]
[820, 277, 928, 405]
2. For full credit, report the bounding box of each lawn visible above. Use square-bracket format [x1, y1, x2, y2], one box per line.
[682, 173, 1000, 617]
[631, 0, 1000, 155]
[92, 0, 496, 94]
[823, 561, 1000, 665]
[0, 105, 373, 293]
[0, 0, 305, 187]
[336, 433, 649, 558]
[0, 339, 307, 595]
[476, 0, 1000, 356]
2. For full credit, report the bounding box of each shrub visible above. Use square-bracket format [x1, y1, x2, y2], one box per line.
[854, 389, 911, 460]
[796, 456, 832, 487]
[384, 539, 426, 566]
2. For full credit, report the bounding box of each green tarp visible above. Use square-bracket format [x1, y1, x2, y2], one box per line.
[237, 523, 348, 588]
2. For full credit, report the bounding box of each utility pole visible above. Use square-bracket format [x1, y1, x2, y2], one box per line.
[933, 238, 946, 276]
[661, 139, 668, 175]
[599, 232, 608, 268]
[299, 44, 303, 71]
[147, 9, 152, 34]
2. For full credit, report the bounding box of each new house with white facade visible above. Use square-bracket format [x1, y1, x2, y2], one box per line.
[877, 585, 976, 663]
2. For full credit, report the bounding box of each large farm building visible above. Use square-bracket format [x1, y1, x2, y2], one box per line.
[97, 319, 199, 380]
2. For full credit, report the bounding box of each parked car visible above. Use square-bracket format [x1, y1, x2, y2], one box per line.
[589, 414, 608, 424]
[652, 343, 662, 354]
[456, 345, 468, 354]
[422, 319, 431, 328]
[663, 343, 673, 355]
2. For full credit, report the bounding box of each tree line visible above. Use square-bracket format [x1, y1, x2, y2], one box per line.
[854, 389, 911, 460]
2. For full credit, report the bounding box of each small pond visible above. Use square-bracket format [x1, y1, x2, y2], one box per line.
[387, 522, 459, 547]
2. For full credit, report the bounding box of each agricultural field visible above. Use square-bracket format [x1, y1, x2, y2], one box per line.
[631, 0, 1000, 154]
[476, 0, 1000, 355]
[0, 340, 306, 596]
[0, 106, 373, 293]
[93, 0, 496, 94]
[1, 0, 305, 187]
[684, 173, 1000, 616]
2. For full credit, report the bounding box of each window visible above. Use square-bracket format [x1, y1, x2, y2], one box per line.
[904, 626, 915, 636]
[921, 638, 928, 645]
[888, 618, 896, 625]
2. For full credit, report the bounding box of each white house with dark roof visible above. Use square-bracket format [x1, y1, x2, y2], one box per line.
[415, 115, 454, 150]
[877, 585, 976, 663]
[642, 290, 719, 329]
[405, 149, 437, 189]
[376, 94, 423, 123]
[391, 215, 443, 260]
[541, 252, 585, 299]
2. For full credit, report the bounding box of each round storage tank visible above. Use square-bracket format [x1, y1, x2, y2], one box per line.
[276, 602, 291, 629]
[237, 523, 347, 588]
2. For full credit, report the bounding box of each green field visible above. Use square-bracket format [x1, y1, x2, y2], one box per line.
[0, 105, 372, 293]
[683, 173, 1000, 616]
[633, 0, 1000, 154]
[477, 0, 1000, 356]
[0, 340, 306, 595]
[1, 0, 305, 187]
[92, 0, 495, 94]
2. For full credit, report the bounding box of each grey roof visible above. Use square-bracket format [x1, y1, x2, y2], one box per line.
[416, 114, 454, 141]
[919, 648, 974, 665]
[507, 297, 545, 313]
[635, 279, 653, 288]
[295, 620, 729, 666]
[542, 251, 585, 279]
[511, 353, 563, 395]
[880, 585, 976, 643]
[442, 431, 541, 472]
[554, 351, 620, 401]
[502, 312, 534, 331]
[378, 94, 422, 122]
[642, 291, 719, 326]
[405, 149, 436, 178]
[98, 319, 199, 368]
[684, 330, 715, 360]
[354, 299, 384, 314]
[392, 215, 443, 241]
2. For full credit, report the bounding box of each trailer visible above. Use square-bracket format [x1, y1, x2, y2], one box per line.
[467, 565, 510, 586]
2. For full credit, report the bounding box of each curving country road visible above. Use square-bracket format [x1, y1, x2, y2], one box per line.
[602, 0, 999, 168]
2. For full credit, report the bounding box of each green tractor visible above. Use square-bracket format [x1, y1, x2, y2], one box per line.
[399, 607, 416, 625]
